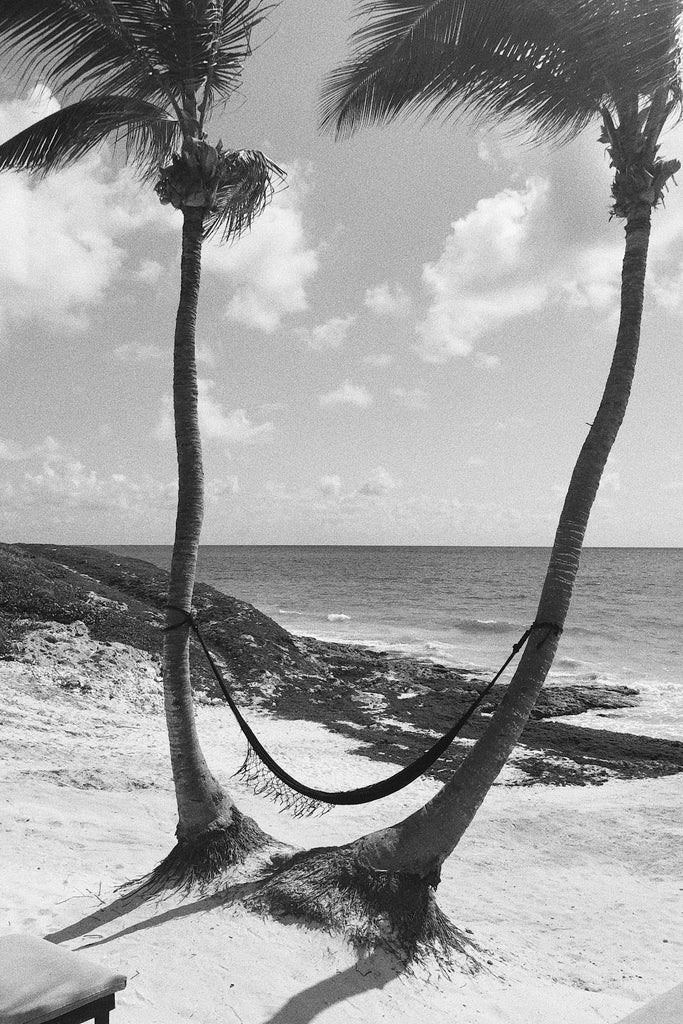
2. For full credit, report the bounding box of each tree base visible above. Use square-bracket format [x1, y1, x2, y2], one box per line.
[246, 846, 482, 972]
[124, 807, 285, 898]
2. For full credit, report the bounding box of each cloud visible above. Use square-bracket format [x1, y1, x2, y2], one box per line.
[473, 352, 500, 369]
[156, 378, 273, 446]
[203, 172, 318, 333]
[0, 438, 28, 461]
[0, 436, 176, 519]
[364, 282, 412, 318]
[0, 86, 175, 341]
[415, 179, 550, 363]
[136, 259, 164, 284]
[319, 474, 342, 498]
[356, 466, 399, 497]
[390, 386, 428, 409]
[319, 381, 373, 408]
[299, 315, 355, 351]
[413, 167, 683, 365]
[112, 343, 164, 363]
[0, 433, 244, 539]
[364, 353, 393, 368]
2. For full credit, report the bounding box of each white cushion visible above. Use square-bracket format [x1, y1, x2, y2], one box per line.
[617, 981, 683, 1024]
[0, 933, 126, 1024]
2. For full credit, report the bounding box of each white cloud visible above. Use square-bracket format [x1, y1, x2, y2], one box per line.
[356, 466, 399, 497]
[203, 173, 318, 333]
[0, 87, 175, 341]
[416, 179, 550, 363]
[319, 474, 342, 498]
[364, 282, 412, 318]
[156, 378, 273, 446]
[473, 352, 500, 369]
[0, 436, 176, 518]
[364, 353, 393, 368]
[112, 343, 164, 363]
[0, 438, 28, 461]
[599, 469, 621, 492]
[390, 386, 428, 409]
[300, 315, 355, 351]
[136, 259, 164, 284]
[319, 381, 373, 408]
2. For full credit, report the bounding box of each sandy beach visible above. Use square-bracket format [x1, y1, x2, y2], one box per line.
[2, 613, 682, 1024]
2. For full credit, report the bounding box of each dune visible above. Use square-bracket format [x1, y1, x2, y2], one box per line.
[1, 617, 682, 1024]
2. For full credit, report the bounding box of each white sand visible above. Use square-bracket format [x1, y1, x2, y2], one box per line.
[1, 621, 682, 1023]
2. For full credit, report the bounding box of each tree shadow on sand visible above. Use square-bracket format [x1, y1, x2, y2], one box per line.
[262, 950, 402, 1024]
[44, 879, 258, 949]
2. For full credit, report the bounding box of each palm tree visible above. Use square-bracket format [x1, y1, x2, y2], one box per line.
[0, 0, 285, 890]
[248, 0, 682, 963]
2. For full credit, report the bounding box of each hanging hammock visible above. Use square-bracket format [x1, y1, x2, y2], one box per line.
[165, 607, 561, 816]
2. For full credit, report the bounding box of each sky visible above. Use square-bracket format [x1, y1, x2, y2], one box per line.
[1, 2, 682, 547]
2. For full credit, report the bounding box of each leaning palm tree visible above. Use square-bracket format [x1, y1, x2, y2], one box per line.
[248, 0, 682, 963]
[0, 0, 284, 889]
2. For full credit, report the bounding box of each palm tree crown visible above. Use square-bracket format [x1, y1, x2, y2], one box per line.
[0, 0, 282, 237]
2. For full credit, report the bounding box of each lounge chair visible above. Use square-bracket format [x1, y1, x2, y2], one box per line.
[0, 933, 126, 1024]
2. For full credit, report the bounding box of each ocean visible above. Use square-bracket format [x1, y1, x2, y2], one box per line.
[110, 545, 682, 741]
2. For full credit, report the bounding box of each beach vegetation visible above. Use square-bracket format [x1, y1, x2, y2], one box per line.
[244, 0, 683, 964]
[0, 1, 285, 891]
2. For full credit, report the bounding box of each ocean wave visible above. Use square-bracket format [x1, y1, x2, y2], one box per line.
[327, 613, 351, 622]
[453, 617, 518, 634]
[555, 657, 584, 669]
[277, 608, 304, 616]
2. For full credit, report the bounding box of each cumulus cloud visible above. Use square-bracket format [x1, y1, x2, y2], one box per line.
[136, 259, 164, 284]
[356, 466, 399, 497]
[364, 282, 412, 318]
[413, 169, 683, 365]
[319, 381, 373, 408]
[0, 436, 176, 519]
[156, 378, 273, 446]
[112, 343, 164, 363]
[0, 433, 243, 538]
[416, 179, 550, 363]
[390, 386, 428, 409]
[203, 172, 318, 333]
[299, 315, 355, 351]
[364, 353, 393, 368]
[319, 474, 342, 498]
[0, 87, 175, 341]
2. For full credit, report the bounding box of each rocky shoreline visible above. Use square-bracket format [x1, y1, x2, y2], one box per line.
[1, 542, 682, 786]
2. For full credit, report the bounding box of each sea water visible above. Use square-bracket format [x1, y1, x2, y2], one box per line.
[110, 546, 682, 741]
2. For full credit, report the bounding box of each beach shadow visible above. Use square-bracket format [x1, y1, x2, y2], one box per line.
[263, 950, 402, 1024]
[44, 879, 257, 949]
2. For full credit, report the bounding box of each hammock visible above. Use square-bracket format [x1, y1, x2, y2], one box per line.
[166, 607, 560, 816]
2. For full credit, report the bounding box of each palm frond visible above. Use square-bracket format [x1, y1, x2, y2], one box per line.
[206, 147, 285, 241]
[0, 95, 178, 177]
[320, 0, 682, 144]
[0, 1, 179, 113]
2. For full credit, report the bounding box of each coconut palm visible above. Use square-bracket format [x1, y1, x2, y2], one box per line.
[0, 0, 285, 890]
[248, 0, 682, 962]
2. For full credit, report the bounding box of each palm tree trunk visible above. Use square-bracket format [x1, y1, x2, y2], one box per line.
[353, 199, 654, 877]
[163, 205, 235, 840]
